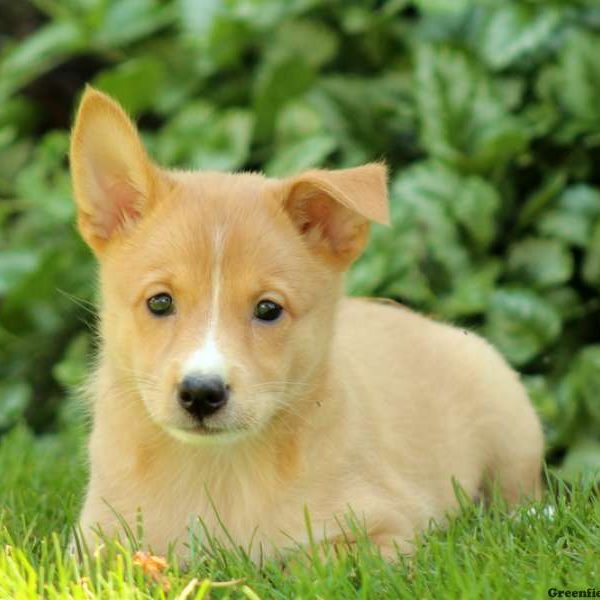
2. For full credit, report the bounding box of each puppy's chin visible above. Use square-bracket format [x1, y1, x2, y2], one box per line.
[163, 423, 252, 446]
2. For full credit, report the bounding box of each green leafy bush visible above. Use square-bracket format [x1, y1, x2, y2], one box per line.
[1, 0, 600, 477]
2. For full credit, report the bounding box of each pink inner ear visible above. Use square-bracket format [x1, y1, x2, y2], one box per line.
[302, 197, 332, 234]
[101, 179, 142, 239]
[305, 195, 359, 252]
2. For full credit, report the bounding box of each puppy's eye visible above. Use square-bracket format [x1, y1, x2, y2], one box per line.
[147, 293, 174, 316]
[254, 299, 283, 322]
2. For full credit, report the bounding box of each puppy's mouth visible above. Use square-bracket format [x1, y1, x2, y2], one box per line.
[181, 422, 238, 435]
[164, 421, 250, 445]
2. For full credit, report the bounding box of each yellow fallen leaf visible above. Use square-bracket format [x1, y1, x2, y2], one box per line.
[133, 550, 171, 591]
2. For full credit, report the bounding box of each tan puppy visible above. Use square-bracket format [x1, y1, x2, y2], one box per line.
[70, 88, 543, 560]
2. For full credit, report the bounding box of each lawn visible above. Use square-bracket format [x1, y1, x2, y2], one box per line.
[0, 419, 598, 599]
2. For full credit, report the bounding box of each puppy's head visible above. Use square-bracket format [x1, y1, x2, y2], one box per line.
[70, 88, 388, 444]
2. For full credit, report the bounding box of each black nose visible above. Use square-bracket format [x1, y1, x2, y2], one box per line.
[178, 375, 229, 420]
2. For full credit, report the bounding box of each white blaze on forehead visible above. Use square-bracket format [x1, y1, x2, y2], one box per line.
[183, 334, 226, 378]
[181, 228, 228, 379]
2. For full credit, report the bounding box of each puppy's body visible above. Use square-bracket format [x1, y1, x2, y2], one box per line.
[81, 297, 542, 558]
[72, 90, 543, 559]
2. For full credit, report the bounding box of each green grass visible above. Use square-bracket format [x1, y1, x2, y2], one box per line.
[0, 423, 598, 599]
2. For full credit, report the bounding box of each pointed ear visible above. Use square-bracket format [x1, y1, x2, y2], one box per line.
[69, 87, 160, 254]
[281, 163, 389, 269]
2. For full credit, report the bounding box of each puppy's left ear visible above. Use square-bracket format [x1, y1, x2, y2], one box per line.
[280, 163, 389, 269]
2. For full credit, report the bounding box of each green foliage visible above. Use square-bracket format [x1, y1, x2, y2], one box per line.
[1, 0, 600, 476]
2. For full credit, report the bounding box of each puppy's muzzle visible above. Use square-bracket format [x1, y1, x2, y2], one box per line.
[178, 375, 229, 420]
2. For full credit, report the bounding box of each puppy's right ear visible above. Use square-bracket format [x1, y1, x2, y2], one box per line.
[69, 87, 160, 254]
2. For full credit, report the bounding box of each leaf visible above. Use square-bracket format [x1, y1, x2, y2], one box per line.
[523, 375, 570, 450]
[485, 288, 562, 366]
[253, 54, 315, 140]
[0, 21, 85, 101]
[391, 162, 472, 289]
[450, 176, 500, 250]
[476, 4, 563, 71]
[551, 30, 600, 135]
[524, 376, 559, 425]
[370, 162, 502, 308]
[393, 160, 500, 253]
[545, 287, 583, 321]
[274, 101, 326, 145]
[567, 346, 600, 425]
[53, 333, 90, 389]
[14, 132, 73, 224]
[558, 184, 600, 217]
[178, 0, 221, 34]
[558, 437, 600, 484]
[517, 170, 567, 230]
[384, 267, 437, 306]
[552, 347, 600, 451]
[93, 0, 177, 48]
[209, 0, 318, 31]
[156, 101, 214, 166]
[0, 381, 31, 429]
[552, 374, 583, 448]
[0, 251, 40, 296]
[157, 103, 254, 171]
[265, 135, 336, 177]
[92, 57, 166, 116]
[0, 244, 91, 336]
[582, 219, 600, 288]
[414, 45, 529, 174]
[191, 110, 254, 171]
[413, 0, 470, 13]
[347, 251, 389, 297]
[0, 137, 31, 197]
[537, 211, 590, 248]
[437, 260, 501, 318]
[535, 184, 600, 247]
[310, 72, 415, 165]
[507, 238, 573, 288]
[268, 19, 338, 69]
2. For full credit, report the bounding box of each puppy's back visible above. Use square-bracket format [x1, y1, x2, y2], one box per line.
[334, 297, 543, 504]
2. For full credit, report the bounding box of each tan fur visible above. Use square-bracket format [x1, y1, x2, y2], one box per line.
[70, 89, 544, 560]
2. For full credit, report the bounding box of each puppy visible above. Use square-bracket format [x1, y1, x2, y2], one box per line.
[69, 88, 543, 560]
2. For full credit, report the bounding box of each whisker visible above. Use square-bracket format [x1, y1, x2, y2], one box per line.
[57, 288, 98, 316]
